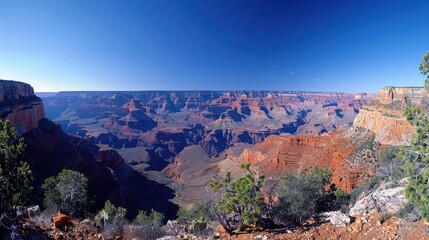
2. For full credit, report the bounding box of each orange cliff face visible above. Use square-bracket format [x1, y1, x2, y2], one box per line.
[351, 87, 427, 146]
[0, 80, 45, 134]
[239, 129, 377, 192]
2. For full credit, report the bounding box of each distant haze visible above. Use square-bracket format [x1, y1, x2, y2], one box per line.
[1, 0, 428, 93]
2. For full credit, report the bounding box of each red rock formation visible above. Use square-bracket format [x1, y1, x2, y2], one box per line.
[239, 131, 374, 192]
[51, 212, 71, 229]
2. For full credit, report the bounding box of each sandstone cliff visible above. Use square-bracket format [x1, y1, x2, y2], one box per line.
[353, 87, 427, 145]
[238, 128, 377, 192]
[0, 80, 45, 134]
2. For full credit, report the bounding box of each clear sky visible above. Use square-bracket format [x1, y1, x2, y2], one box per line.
[0, 0, 428, 92]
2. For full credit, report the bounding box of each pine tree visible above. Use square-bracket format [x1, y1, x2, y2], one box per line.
[209, 164, 268, 234]
[401, 51, 429, 221]
[42, 169, 88, 217]
[0, 120, 33, 211]
[419, 51, 429, 90]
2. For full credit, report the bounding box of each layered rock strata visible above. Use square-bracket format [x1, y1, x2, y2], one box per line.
[0, 80, 45, 134]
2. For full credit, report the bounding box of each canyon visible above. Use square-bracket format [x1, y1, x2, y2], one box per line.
[42, 90, 367, 171]
[1, 79, 422, 213]
[0, 80, 177, 219]
[164, 86, 424, 205]
[41, 89, 373, 207]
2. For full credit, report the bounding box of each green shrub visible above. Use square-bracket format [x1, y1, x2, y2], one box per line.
[276, 167, 331, 224]
[379, 146, 405, 182]
[397, 203, 421, 222]
[133, 209, 164, 227]
[42, 169, 88, 217]
[349, 185, 365, 206]
[95, 200, 128, 239]
[348, 177, 382, 208]
[419, 51, 429, 90]
[209, 164, 271, 234]
[176, 203, 215, 225]
[398, 52, 429, 222]
[0, 120, 33, 210]
[378, 212, 391, 224]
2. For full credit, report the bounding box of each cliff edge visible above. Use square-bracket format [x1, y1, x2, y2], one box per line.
[0, 80, 45, 134]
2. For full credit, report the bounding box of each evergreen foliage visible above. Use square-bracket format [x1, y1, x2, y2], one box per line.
[94, 200, 128, 239]
[419, 51, 429, 90]
[401, 51, 429, 222]
[209, 164, 271, 234]
[276, 167, 332, 224]
[379, 146, 405, 182]
[94, 200, 127, 227]
[0, 120, 33, 211]
[176, 203, 215, 225]
[133, 209, 164, 227]
[42, 169, 88, 217]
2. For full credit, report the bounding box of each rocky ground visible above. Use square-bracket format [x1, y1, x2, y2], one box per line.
[17, 212, 428, 240]
[216, 213, 429, 240]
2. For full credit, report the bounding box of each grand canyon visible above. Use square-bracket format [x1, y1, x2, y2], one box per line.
[2, 1, 429, 239]
[2, 78, 428, 239]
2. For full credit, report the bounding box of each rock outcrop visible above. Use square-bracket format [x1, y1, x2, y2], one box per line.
[376, 86, 426, 105]
[0, 80, 45, 134]
[238, 129, 377, 192]
[353, 108, 414, 145]
[322, 211, 351, 227]
[354, 86, 429, 146]
[349, 178, 408, 217]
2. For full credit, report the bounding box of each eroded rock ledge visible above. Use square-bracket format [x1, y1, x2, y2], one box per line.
[0, 80, 45, 134]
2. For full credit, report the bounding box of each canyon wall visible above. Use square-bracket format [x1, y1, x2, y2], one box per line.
[0, 80, 45, 134]
[238, 128, 377, 192]
[354, 87, 427, 145]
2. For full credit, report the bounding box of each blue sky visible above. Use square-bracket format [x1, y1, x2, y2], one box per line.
[0, 0, 428, 92]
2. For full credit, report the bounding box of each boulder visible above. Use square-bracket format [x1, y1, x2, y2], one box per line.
[27, 205, 41, 218]
[15, 206, 29, 219]
[322, 211, 351, 227]
[51, 212, 71, 229]
[350, 178, 408, 217]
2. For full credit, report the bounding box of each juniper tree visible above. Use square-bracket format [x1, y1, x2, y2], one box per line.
[275, 167, 332, 224]
[401, 51, 429, 221]
[42, 169, 88, 217]
[420, 51, 429, 90]
[0, 120, 33, 210]
[209, 164, 269, 234]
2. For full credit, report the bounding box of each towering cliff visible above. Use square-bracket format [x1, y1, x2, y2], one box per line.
[0, 80, 45, 134]
[353, 87, 427, 145]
